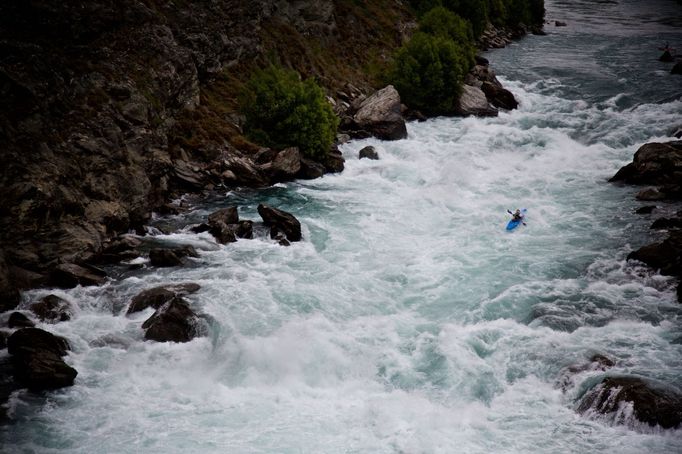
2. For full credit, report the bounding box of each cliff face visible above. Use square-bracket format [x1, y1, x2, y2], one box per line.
[0, 0, 411, 297]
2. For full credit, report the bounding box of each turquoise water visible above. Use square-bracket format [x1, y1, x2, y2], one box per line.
[3, 1, 682, 452]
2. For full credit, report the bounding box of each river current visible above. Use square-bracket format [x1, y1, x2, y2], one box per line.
[3, 0, 682, 452]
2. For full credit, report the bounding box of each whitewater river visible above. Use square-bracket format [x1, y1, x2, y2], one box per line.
[3, 0, 682, 452]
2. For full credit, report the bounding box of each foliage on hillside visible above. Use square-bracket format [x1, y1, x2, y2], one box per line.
[239, 66, 338, 159]
[409, 0, 544, 37]
[389, 6, 475, 114]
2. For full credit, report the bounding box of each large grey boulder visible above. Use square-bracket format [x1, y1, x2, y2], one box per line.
[455, 85, 498, 117]
[353, 86, 407, 141]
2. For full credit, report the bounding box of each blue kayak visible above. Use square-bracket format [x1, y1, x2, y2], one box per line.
[506, 209, 527, 231]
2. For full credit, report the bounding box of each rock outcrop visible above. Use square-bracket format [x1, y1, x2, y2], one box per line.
[0, 0, 410, 304]
[614, 141, 682, 302]
[610, 141, 682, 194]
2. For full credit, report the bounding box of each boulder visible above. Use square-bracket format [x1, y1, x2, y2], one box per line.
[97, 235, 142, 264]
[323, 146, 345, 173]
[50, 263, 107, 288]
[610, 141, 682, 187]
[222, 156, 269, 187]
[577, 376, 682, 429]
[455, 85, 498, 117]
[208, 207, 239, 226]
[659, 50, 674, 63]
[672, 62, 682, 75]
[480, 81, 518, 110]
[636, 205, 657, 214]
[468, 64, 501, 87]
[173, 159, 207, 191]
[8, 312, 34, 328]
[30, 294, 73, 322]
[636, 188, 666, 201]
[128, 282, 200, 314]
[205, 208, 253, 244]
[651, 217, 682, 230]
[555, 21, 567, 27]
[235, 220, 253, 239]
[7, 328, 77, 390]
[627, 231, 682, 276]
[262, 147, 302, 183]
[359, 146, 379, 160]
[353, 86, 407, 141]
[142, 297, 202, 343]
[149, 245, 198, 267]
[297, 158, 327, 180]
[257, 204, 302, 242]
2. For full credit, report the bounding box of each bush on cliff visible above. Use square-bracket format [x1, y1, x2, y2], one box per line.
[240, 65, 338, 160]
[488, 0, 545, 27]
[419, 7, 475, 65]
[409, 0, 488, 37]
[389, 32, 470, 115]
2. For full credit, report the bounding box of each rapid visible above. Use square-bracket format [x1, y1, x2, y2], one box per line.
[3, 0, 682, 452]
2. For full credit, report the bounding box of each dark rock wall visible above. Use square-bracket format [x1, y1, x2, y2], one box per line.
[0, 1, 410, 286]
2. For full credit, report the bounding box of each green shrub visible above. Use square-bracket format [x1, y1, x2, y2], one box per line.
[492, 0, 544, 27]
[389, 32, 470, 115]
[419, 6, 475, 65]
[240, 65, 338, 160]
[410, 0, 489, 38]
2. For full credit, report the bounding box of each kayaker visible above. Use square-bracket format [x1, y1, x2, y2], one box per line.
[507, 209, 526, 225]
[507, 209, 523, 221]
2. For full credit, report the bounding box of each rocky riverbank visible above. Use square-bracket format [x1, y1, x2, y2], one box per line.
[0, 0, 534, 415]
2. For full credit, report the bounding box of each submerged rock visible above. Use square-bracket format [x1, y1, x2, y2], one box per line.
[577, 376, 682, 429]
[30, 294, 73, 322]
[359, 146, 379, 160]
[257, 204, 302, 242]
[127, 282, 200, 314]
